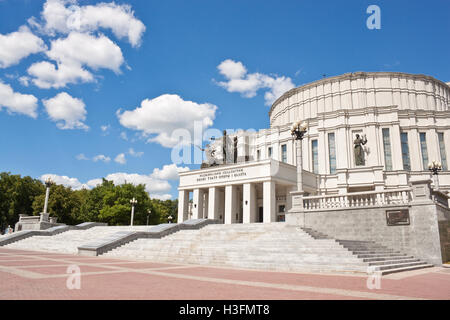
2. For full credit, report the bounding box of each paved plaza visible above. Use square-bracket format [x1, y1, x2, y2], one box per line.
[0, 247, 449, 300]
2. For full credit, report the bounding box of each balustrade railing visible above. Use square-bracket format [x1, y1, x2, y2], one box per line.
[302, 188, 412, 210]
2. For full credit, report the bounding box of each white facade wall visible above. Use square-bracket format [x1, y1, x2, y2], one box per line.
[223, 72, 450, 194]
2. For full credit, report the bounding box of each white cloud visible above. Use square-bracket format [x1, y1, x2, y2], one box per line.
[114, 153, 126, 164]
[101, 124, 110, 132]
[42, 92, 88, 130]
[0, 81, 38, 118]
[27, 60, 94, 89]
[128, 148, 143, 157]
[117, 94, 217, 148]
[29, 0, 146, 47]
[40, 174, 88, 190]
[216, 59, 295, 105]
[86, 178, 103, 188]
[0, 25, 47, 68]
[43, 164, 185, 198]
[120, 131, 128, 141]
[93, 154, 111, 163]
[150, 164, 189, 180]
[217, 59, 247, 79]
[76, 153, 89, 160]
[86, 172, 171, 194]
[47, 32, 124, 73]
[27, 32, 123, 89]
[150, 193, 172, 201]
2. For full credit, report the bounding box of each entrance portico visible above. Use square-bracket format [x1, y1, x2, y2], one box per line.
[178, 159, 316, 224]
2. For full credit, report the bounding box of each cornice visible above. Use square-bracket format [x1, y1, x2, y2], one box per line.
[269, 71, 450, 118]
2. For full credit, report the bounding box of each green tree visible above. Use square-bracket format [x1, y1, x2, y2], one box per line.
[32, 183, 82, 225]
[0, 172, 45, 231]
[97, 181, 155, 226]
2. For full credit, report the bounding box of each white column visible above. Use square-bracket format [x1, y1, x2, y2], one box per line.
[224, 185, 236, 224]
[409, 129, 422, 171]
[203, 191, 209, 218]
[177, 190, 189, 223]
[391, 124, 403, 170]
[263, 181, 276, 223]
[318, 129, 326, 174]
[208, 187, 219, 220]
[243, 183, 256, 223]
[428, 128, 440, 164]
[336, 127, 349, 169]
[192, 189, 204, 219]
[286, 185, 295, 212]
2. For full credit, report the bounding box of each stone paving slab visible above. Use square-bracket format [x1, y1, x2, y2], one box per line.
[0, 247, 448, 300]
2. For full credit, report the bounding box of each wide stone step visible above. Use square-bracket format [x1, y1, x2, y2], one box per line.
[380, 263, 434, 275]
[105, 252, 366, 266]
[352, 250, 398, 254]
[367, 258, 420, 266]
[362, 255, 415, 262]
[113, 245, 354, 255]
[374, 261, 430, 271]
[357, 253, 408, 258]
[108, 249, 359, 260]
[120, 243, 347, 251]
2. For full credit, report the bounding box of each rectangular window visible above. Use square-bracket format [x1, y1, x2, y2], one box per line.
[438, 132, 448, 170]
[328, 133, 336, 174]
[281, 144, 287, 163]
[400, 132, 411, 171]
[257, 149, 260, 160]
[311, 139, 318, 174]
[382, 128, 392, 171]
[419, 132, 428, 170]
[268, 147, 273, 158]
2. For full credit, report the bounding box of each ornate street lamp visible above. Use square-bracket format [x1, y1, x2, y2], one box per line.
[428, 160, 442, 190]
[130, 197, 138, 226]
[41, 177, 53, 222]
[290, 121, 308, 194]
[147, 209, 151, 226]
[287, 121, 308, 225]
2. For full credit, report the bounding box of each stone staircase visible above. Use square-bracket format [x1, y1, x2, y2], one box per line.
[3, 222, 435, 274]
[103, 223, 369, 273]
[336, 240, 433, 275]
[4, 226, 151, 254]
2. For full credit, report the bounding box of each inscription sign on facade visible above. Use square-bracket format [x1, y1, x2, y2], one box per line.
[386, 209, 410, 226]
[196, 168, 247, 183]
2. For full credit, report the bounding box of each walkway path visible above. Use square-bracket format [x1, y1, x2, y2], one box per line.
[0, 248, 449, 300]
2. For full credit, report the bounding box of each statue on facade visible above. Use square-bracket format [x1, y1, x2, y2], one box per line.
[193, 142, 218, 168]
[354, 133, 368, 166]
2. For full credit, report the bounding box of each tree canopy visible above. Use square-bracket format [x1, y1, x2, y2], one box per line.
[0, 172, 178, 231]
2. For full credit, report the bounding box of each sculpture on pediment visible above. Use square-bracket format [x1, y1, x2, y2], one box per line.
[193, 142, 219, 168]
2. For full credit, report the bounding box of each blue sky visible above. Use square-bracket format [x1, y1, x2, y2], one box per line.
[0, 0, 449, 200]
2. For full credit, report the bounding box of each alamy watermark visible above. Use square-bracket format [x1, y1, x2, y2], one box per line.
[366, 266, 382, 290]
[66, 264, 81, 290]
[366, 5, 381, 30]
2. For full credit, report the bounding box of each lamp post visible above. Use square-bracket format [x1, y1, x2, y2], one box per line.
[147, 209, 151, 226]
[287, 121, 308, 226]
[43, 178, 53, 214]
[290, 120, 308, 195]
[168, 215, 173, 224]
[428, 160, 442, 190]
[41, 178, 53, 222]
[130, 197, 138, 226]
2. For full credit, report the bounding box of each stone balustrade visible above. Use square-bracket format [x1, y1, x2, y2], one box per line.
[303, 188, 412, 211]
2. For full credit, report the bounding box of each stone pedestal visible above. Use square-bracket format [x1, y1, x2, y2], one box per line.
[286, 190, 305, 226]
[40, 213, 49, 223]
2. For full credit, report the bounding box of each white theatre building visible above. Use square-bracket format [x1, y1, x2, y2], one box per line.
[177, 72, 450, 224]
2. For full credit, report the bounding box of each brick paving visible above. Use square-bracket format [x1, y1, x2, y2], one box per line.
[0, 247, 449, 300]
